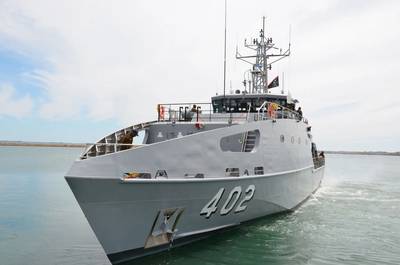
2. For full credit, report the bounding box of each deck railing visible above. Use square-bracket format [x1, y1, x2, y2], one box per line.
[256, 101, 305, 122]
[157, 103, 249, 123]
[80, 121, 155, 159]
[80, 143, 144, 159]
[157, 102, 307, 124]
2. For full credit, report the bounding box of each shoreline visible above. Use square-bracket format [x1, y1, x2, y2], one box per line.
[324, 151, 400, 157]
[0, 141, 86, 148]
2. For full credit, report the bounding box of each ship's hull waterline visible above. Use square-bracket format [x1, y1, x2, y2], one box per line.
[66, 166, 324, 264]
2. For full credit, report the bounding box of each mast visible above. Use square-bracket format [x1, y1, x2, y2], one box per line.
[236, 17, 291, 94]
[223, 0, 227, 98]
[262, 16, 267, 93]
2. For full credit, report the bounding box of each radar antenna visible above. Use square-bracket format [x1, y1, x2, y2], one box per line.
[236, 17, 291, 94]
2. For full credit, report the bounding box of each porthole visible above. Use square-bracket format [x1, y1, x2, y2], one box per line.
[280, 135, 285, 143]
[291, 136, 294, 144]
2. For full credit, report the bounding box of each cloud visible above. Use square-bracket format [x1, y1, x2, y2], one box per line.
[0, 0, 399, 150]
[0, 83, 33, 118]
[0, 0, 227, 124]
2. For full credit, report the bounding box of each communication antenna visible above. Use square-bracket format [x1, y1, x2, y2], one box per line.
[236, 17, 291, 94]
[223, 0, 227, 98]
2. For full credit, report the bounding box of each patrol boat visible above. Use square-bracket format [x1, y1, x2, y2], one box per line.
[65, 17, 325, 264]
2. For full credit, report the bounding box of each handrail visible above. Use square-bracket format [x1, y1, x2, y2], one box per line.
[256, 101, 302, 121]
[158, 102, 210, 106]
[157, 101, 305, 124]
[80, 120, 156, 159]
[80, 143, 145, 159]
[241, 131, 248, 152]
[84, 143, 144, 146]
[158, 102, 214, 122]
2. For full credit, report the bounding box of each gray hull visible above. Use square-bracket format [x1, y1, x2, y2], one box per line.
[66, 165, 324, 264]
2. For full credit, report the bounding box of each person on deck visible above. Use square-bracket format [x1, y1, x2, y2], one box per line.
[297, 107, 303, 121]
[184, 104, 197, 121]
[119, 130, 138, 150]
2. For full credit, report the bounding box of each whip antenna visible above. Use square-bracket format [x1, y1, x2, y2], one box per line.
[223, 0, 227, 99]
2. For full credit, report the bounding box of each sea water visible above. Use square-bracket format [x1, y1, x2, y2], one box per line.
[0, 147, 399, 265]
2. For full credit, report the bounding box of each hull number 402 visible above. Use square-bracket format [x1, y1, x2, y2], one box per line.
[200, 185, 255, 218]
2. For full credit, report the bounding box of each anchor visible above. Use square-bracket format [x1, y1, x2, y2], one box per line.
[144, 207, 184, 249]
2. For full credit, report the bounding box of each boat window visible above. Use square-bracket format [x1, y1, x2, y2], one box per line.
[291, 136, 295, 144]
[220, 130, 260, 152]
[226, 168, 240, 177]
[280, 135, 285, 143]
[254, 166, 264, 175]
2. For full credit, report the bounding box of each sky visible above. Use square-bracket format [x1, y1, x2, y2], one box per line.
[0, 0, 399, 151]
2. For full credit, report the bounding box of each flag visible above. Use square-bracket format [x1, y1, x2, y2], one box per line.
[267, 76, 279, 88]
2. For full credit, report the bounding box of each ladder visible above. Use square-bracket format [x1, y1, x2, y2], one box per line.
[242, 130, 257, 152]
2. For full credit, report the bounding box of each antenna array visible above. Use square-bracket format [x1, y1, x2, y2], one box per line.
[236, 17, 291, 94]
